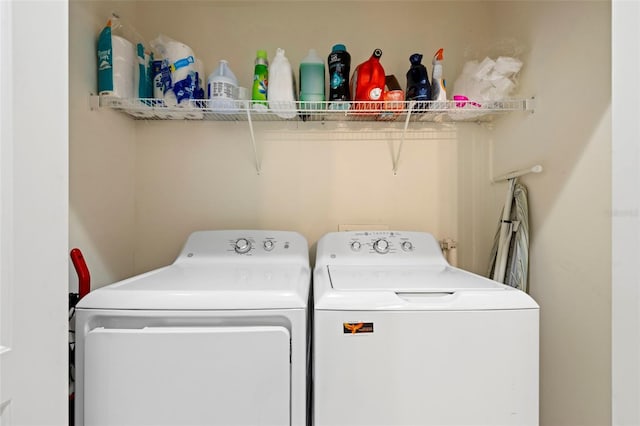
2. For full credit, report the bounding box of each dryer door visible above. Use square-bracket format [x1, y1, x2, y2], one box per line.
[84, 326, 290, 426]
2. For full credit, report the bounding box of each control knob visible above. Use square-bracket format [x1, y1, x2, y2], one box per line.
[350, 241, 362, 251]
[373, 239, 390, 254]
[401, 241, 414, 252]
[234, 238, 252, 254]
[263, 240, 275, 251]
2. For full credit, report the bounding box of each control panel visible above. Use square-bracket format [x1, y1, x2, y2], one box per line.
[176, 230, 307, 263]
[229, 235, 289, 255]
[346, 231, 417, 255]
[317, 231, 448, 267]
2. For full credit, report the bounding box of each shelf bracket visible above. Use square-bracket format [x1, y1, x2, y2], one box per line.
[245, 104, 262, 175]
[392, 102, 414, 175]
[492, 164, 543, 183]
[89, 93, 100, 111]
[525, 96, 536, 113]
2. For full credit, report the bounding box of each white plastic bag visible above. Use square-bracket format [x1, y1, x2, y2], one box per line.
[150, 34, 198, 107]
[267, 48, 297, 119]
[452, 55, 522, 102]
[97, 12, 151, 99]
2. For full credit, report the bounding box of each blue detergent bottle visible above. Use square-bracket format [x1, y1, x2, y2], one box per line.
[405, 53, 430, 108]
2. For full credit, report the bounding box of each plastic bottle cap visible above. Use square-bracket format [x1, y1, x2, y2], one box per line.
[373, 49, 382, 58]
[410, 53, 423, 64]
[332, 44, 347, 53]
[302, 49, 324, 64]
[257, 50, 268, 60]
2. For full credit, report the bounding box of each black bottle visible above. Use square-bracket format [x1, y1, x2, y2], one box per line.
[328, 44, 351, 104]
[405, 53, 430, 107]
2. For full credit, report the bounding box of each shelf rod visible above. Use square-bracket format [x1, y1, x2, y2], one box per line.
[492, 164, 543, 183]
[392, 102, 414, 175]
[245, 104, 261, 175]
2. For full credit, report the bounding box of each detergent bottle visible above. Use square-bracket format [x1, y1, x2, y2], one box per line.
[430, 48, 447, 107]
[299, 49, 325, 110]
[208, 59, 238, 111]
[350, 48, 385, 109]
[328, 44, 351, 108]
[251, 49, 269, 109]
[405, 53, 430, 108]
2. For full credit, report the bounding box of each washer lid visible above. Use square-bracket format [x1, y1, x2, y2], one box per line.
[316, 265, 538, 311]
[77, 264, 310, 310]
[328, 265, 503, 292]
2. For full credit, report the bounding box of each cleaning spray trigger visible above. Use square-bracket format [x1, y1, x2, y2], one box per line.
[430, 48, 447, 102]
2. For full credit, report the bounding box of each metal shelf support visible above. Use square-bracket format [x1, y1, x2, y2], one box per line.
[392, 102, 414, 175]
[245, 106, 262, 175]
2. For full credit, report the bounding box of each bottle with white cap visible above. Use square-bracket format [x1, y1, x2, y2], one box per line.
[267, 48, 297, 119]
[299, 49, 325, 110]
[208, 59, 238, 110]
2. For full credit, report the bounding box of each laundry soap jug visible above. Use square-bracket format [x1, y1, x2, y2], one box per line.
[208, 59, 238, 111]
[251, 50, 269, 110]
[350, 48, 386, 111]
[430, 48, 447, 107]
[299, 49, 325, 110]
[328, 44, 351, 109]
[405, 53, 430, 109]
[268, 48, 297, 119]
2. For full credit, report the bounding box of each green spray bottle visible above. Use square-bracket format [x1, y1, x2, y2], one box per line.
[252, 50, 269, 109]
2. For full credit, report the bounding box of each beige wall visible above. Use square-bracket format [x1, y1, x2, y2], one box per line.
[134, 121, 477, 271]
[69, 1, 138, 288]
[69, 1, 612, 425]
[490, 2, 612, 425]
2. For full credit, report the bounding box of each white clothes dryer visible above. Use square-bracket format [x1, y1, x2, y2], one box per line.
[75, 230, 310, 426]
[313, 231, 539, 426]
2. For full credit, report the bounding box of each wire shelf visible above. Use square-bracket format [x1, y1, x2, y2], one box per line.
[97, 96, 533, 123]
[92, 94, 535, 175]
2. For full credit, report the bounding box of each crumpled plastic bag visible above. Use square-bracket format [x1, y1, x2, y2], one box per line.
[452, 56, 522, 102]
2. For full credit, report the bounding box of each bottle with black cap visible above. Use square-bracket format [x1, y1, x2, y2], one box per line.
[328, 43, 351, 109]
[405, 53, 430, 110]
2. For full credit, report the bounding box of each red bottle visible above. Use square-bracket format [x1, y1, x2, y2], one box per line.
[351, 49, 385, 109]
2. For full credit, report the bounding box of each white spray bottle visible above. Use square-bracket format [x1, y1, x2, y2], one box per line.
[430, 48, 447, 104]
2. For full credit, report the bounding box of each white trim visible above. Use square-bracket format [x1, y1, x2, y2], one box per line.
[0, 0, 14, 416]
[612, 0, 640, 424]
[1, 1, 68, 422]
[0, 0, 15, 344]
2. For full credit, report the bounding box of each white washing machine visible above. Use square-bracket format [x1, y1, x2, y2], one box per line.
[313, 231, 539, 426]
[75, 230, 310, 426]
